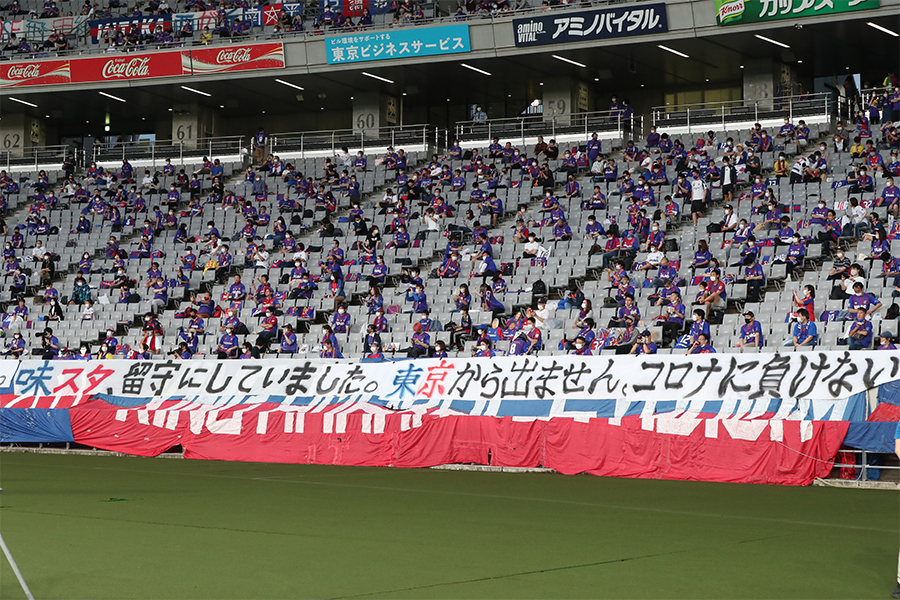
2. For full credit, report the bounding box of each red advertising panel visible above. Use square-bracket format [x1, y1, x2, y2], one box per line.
[186, 42, 285, 75]
[68, 50, 182, 84]
[0, 60, 71, 88]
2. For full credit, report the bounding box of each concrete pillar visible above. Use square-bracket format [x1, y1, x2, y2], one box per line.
[743, 58, 776, 111]
[171, 103, 217, 151]
[352, 92, 399, 136]
[542, 78, 589, 126]
[0, 112, 47, 159]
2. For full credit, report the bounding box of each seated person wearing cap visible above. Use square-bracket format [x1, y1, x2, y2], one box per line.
[629, 330, 657, 355]
[877, 332, 897, 351]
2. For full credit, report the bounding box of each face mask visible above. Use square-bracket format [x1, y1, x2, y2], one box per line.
[370, 346, 378, 352]
[693, 315, 701, 322]
[479, 345, 488, 351]
[338, 309, 345, 314]
[651, 226, 659, 232]
[710, 276, 718, 281]
[851, 269, 859, 275]
[581, 303, 587, 310]
[574, 343, 584, 350]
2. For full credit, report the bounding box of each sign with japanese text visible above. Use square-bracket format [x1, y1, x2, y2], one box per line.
[0, 15, 88, 42]
[6, 351, 898, 407]
[319, 0, 393, 18]
[325, 23, 470, 64]
[242, 3, 302, 26]
[512, 4, 667, 47]
[715, 0, 879, 26]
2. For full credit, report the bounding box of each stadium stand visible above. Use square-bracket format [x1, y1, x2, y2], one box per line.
[0, 102, 898, 362]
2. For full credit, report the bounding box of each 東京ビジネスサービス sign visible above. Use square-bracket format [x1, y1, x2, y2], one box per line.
[325, 23, 470, 64]
[715, 0, 880, 26]
[512, 4, 667, 47]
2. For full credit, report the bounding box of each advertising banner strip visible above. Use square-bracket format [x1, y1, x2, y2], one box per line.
[715, 0, 879, 26]
[325, 23, 470, 64]
[0, 60, 71, 88]
[6, 351, 899, 405]
[512, 3, 668, 47]
[0, 42, 284, 87]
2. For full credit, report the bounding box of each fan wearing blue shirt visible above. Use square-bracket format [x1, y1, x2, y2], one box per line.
[846, 307, 873, 350]
[790, 309, 817, 347]
[738, 311, 764, 349]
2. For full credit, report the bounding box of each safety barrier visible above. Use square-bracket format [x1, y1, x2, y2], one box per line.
[651, 92, 832, 135]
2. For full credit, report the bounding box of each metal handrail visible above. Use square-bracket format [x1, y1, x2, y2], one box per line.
[0, 0, 644, 61]
[650, 93, 832, 134]
[90, 135, 245, 168]
[1, 144, 71, 172]
[452, 111, 642, 146]
[268, 124, 436, 158]
[831, 447, 900, 482]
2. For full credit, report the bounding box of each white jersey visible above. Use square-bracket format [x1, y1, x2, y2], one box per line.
[691, 179, 707, 201]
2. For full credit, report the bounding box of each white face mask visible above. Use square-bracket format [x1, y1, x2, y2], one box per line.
[574, 343, 584, 350]
[651, 226, 659, 232]
[370, 346, 378, 352]
[338, 309, 345, 314]
[479, 345, 487, 351]
[693, 315, 701, 322]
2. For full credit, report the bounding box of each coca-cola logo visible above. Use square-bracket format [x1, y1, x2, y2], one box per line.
[101, 57, 151, 79]
[6, 64, 40, 79]
[215, 48, 252, 64]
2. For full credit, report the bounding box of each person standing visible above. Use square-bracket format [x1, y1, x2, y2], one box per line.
[252, 127, 267, 165]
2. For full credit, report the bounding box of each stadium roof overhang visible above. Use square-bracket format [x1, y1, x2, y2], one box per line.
[1, 11, 897, 135]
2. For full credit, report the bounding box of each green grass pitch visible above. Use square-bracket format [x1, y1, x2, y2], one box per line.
[0, 452, 897, 599]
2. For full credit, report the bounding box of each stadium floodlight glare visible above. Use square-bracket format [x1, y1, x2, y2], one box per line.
[99, 91, 126, 103]
[361, 71, 394, 84]
[657, 44, 689, 58]
[8, 97, 37, 108]
[181, 85, 211, 97]
[275, 78, 305, 91]
[867, 21, 899, 37]
[754, 34, 790, 48]
[461, 63, 491, 76]
[552, 54, 586, 68]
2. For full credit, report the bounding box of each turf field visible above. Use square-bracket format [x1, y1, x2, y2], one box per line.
[0, 452, 897, 599]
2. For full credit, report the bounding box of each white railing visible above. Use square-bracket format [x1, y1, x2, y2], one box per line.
[452, 111, 643, 148]
[268, 124, 439, 159]
[1, 144, 72, 173]
[651, 93, 832, 134]
[91, 135, 245, 168]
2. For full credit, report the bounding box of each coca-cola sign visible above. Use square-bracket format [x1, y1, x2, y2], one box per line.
[215, 48, 252, 64]
[101, 57, 151, 79]
[6, 64, 41, 79]
[0, 60, 71, 87]
[1, 43, 283, 87]
[70, 51, 182, 83]
[189, 43, 285, 74]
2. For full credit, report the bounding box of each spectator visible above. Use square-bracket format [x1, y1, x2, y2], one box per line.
[405, 322, 430, 358]
[790, 309, 817, 348]
[629, 330, 657, 355]
[877, 332, 896, 351]
[793, 285, 816, 321]
[738, 311, 764, 350]
[845, 307, 873, 350]
[688, 332, 715, 354]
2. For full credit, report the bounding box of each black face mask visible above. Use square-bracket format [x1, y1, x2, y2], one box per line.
[744, 318, 752, 324]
